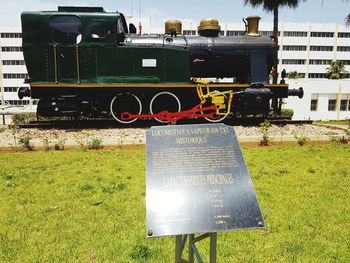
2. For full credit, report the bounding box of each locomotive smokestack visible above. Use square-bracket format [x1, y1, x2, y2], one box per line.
[246, 16, 261, 37]
[198, 18, 221, 37]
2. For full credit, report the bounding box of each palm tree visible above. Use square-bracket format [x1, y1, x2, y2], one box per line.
[346, 1, 350, 25]
[326, 60, 348, 79]
[244, 0, 305, 84]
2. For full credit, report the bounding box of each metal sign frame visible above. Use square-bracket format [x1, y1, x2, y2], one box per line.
[175, 233, 217, 263]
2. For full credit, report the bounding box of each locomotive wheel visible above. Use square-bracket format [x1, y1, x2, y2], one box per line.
[149, 92, 181, 123]
[110, 93, 142, 124]
[200, 94, 229, 123]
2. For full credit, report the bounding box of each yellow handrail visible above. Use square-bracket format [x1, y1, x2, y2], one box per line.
[193, 78, 234, 116]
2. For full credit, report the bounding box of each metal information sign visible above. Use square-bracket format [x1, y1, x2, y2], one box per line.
[146, 123, 264, 238]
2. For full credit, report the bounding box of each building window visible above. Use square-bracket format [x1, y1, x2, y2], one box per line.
[309, 59, 331, 65]
[4, 87, 20, 92]
[337, 46, 350, 52]
[7, 100, 30, 106]
[260, 31, 273, 37]
[183, 30, 196, 36]
[309, 73, 327, 79]
[311, 32, 334, 38]
[283, 31, 307, 37]
[2, 60, 25, 66]
[340, 100, 348, 111]
[226, 30, 244, 36]
[282, 59, 306, 65]
[49, 15, 82, 44]
[339, 60, 350, 65]
[1, 46, 23, 52]
[310, 46, 333, 51]
[219, 31, 224, 36]
[328, 99, 336, 111]
[310, 99, 318, 111]
[0, 33, 22, 38]
[338, 32, 350, 38]
[282, 45, 307, 51]
[3, 73, 29, 79]
[90, 20, 107, 39]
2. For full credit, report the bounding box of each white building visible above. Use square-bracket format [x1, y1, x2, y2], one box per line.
[0, 25, 35, 117]
[285, 79, 350, 120]
[257, 21, 350, 120]
[1, 17, 350, 120]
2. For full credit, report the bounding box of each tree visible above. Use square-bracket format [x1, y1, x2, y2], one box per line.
[287, 71, 303, 79]
[326, 60, 348, 79]
[346, 1, 350, 25]
[244, 0, 305, 84]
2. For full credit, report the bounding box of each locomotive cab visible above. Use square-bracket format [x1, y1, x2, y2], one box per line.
[21, 7, 129, 86]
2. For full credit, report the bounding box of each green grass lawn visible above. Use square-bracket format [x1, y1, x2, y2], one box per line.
[0, 144, 349, 262]
[314, 119, 350, 126]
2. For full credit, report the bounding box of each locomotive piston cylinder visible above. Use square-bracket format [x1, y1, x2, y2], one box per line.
[243, 88, 273, 103]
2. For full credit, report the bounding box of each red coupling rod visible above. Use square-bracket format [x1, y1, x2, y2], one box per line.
[121, 103, 219, 123]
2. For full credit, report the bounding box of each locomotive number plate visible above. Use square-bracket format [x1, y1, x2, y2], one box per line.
[142, 59, 157, 67]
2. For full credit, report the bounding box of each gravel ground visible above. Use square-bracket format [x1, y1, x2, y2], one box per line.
[0, 124, 347, 148]
[234, 124, 346, 137]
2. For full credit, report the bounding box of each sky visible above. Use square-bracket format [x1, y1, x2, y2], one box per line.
[0, 0, 349, 27]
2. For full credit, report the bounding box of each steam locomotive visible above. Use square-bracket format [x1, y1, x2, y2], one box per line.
[19, 6, 303, 124]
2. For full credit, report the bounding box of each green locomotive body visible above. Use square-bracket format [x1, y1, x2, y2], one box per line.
[19, 6, 302, 123]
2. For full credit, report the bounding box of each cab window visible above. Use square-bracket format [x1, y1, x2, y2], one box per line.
[91, 20, 107, 39]
[117, 18, 126, 34]
[49, 15, 82, 44]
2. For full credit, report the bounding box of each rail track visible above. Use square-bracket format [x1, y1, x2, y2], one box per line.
[17, 118, 313, 129]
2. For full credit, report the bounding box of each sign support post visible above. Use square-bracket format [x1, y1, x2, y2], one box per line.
[175, 232, 217, 263]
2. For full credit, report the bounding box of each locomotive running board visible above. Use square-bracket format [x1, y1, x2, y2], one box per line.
[29, 83, 289, 89]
